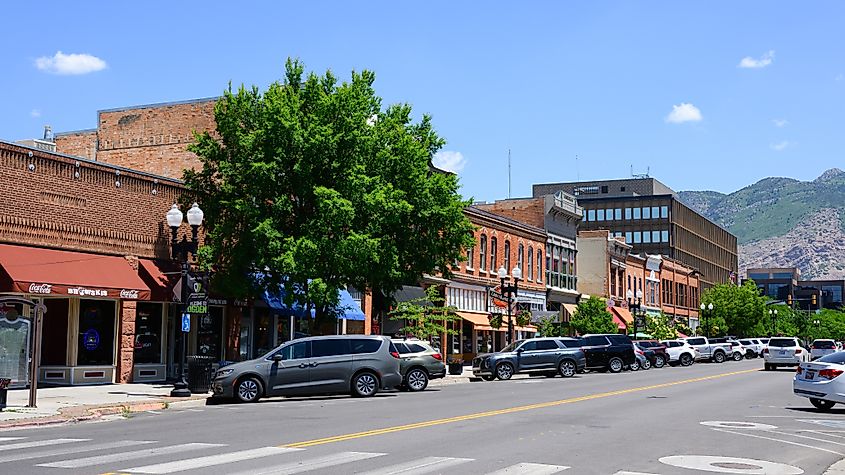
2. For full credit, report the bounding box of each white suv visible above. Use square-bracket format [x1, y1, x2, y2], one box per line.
[764, 337, 809, 370]
[660, 340, 699, 366]
[739, 338, 765, 358]
[811, 339, 838, 361]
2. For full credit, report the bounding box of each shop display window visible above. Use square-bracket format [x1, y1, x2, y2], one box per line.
[134, 303, 163, 364]
[41, 299, 69, 366]
[77, 299, 116, 366]
[196, 306, 224, 360]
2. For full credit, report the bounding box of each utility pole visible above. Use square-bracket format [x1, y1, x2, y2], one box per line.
[508, 149, 511, 199]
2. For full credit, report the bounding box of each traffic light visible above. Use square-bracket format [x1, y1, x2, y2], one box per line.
[812, 294, 817, 306]
[787, 294, 793, 306]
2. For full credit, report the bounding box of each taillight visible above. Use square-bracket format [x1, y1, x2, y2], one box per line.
[636, 349, 644, 355]
[795, 349, 802, 354]
[796, 366, 803, 374]
[763, 348, 769, 354]
[431, 353, 443, 361]
[811, 346, 816, 350]
[820, 369, 844, 380]
[390, 351, 400, 359]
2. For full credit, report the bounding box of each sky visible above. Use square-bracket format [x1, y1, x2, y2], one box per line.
[2, 2, 843, 202]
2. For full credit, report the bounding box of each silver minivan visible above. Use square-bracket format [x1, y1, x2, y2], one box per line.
[211, 335, 402, 403]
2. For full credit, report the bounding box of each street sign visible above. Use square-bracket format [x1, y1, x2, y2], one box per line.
[185, 271, 209, 315]
[181, 313, 191, 332]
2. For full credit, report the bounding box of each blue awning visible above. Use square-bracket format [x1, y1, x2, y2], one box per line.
[262, 285, 365, 321]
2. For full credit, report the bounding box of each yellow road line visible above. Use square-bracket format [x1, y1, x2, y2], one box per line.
[282, 368, 760, 448]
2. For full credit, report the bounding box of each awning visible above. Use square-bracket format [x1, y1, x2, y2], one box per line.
[562, 303, 579, 319]
[611, 313, 627, 330]
[263, 285, 365, 321]
[611, 307, 634, 325]
[139, 259, 179, 301]
[0, 244, 150, 300]
[458, 311, 495, 331]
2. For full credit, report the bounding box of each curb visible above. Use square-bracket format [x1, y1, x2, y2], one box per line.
[824, 458, 845, 475]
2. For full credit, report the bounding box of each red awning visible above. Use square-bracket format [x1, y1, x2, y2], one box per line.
[610, 307, 633, 330]
[611, 312, 627, 330]
[0, 244, 150, 300]
[139, 259, 180, 301]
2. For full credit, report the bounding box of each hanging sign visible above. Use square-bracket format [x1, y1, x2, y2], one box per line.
[185, 272, 209, 315]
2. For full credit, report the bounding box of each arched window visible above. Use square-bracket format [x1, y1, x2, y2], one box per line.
[517, 243, 524, 273]
[479, 235, 487, 271]
[490, 237, 498, 272]
[537, 249, 543, 283]
[466, 246, 474, 270]
[504, 240, 511, 273]
[527, 247, 534, 280]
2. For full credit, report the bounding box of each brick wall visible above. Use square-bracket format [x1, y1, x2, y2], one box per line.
[474, 199, 545, 229]
[54, 130, 97, 161]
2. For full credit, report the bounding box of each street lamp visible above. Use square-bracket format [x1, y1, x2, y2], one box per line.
[769, 308, 778, 337]
[166, 203, 204, 397]
[498, 265, 521, 345]
[699, 302, 714, 337]
[626, 288, 643, 339]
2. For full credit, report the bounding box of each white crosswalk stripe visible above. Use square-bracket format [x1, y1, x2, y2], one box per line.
[228, 451, 387, 475]
[0, 440, 154, 464]
[37, 442, 223, 469]
[487, 462, 570, 474]
[121, 446, 301, 474]
[0, 438, 88, 452]
[0, 437, 26, 442]
[358, 456, 473, 475]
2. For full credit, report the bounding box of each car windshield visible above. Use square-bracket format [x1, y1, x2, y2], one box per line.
[500, 341, 524, 353]
[818, 352, 845, 364]
[814, 341, 836, 349]
[768, 338, 797, 347]
[739, 340, 751, 345]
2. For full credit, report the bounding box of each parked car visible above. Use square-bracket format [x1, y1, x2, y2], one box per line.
[763, 337, 809, 370]
[580, 334, 636, 373]
[211, 335, 402, 403]
[635, 340, 669, 368]
[472, 337, 586, 381]
[635, 343, 665, 368]
[391, 339, 446, 391]
[707, 338, 745, 362]
[630, 345, 651, 371]
[682, 337, 732, 363]
[794, 351, 845, 411]
[660, 340, 699, 366]
[738, 338, 765, 358]
[810, 339, 837, 361]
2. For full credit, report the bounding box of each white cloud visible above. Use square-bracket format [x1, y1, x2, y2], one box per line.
[738, 50, 775, 69]
[772, 118, 788, 127]
[35, 51, 107, 75]
[432, 150, 467, 173]
[770, 140, 795, 151]
[665, 103, 702, 124]
[30, 109, 41, 118]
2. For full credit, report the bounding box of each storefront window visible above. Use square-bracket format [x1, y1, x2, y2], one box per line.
[77, 299, 116, 366]
[134, 303, 163, 364]
[196, 306, 224, 360]
[253, 309, 273, 357]
[41, 299, 69, 366]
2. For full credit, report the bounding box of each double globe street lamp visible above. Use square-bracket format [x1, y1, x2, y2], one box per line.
[165, 203, 205, 397]
[768, 308, 778, 337]
[497, 265, 522, 345]
[699, 302, 714, 337]
[626, 288, 644, 339]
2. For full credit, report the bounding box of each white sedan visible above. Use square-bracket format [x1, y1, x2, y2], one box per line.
[794, 351, 845, 411]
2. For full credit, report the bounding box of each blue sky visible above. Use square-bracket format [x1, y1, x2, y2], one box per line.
[2, 2, 843, 201]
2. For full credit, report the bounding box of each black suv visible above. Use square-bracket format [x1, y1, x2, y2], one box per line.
[580, 334, 636, 373]
[472, 337, 587, 381]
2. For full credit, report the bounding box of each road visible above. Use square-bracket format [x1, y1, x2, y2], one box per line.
[0, 358, 841, 474]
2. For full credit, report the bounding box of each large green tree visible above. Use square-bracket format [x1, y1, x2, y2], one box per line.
[700, 281, 768, 337]
[185, 59, 474, 332]
[571, 297, 618, 335]
[645, 312, 678, 340]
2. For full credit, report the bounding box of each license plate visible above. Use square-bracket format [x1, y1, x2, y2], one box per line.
[779, 350, 787, 356]
[805, 370, 815, 380]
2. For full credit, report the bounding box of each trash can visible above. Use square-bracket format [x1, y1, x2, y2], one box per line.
[186, 356, 215, 394]
[0, 378, 11, 412]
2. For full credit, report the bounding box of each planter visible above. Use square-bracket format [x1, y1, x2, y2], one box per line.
[448, 362, 464, 375]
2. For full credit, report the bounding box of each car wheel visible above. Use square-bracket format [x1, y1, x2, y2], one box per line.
[680, 353, 693, 366]
[733, 352, 743, 362]
[496, 362, 515, 380]
[609, 357, 624, 373]
[405, 368, 429, 392]
[558, 360, 577, 378]
[764, 363, 772, 371]
[481, 374, 495, 381]
[642, 358, 651, 370]
[235, 377, 263, 404]
[713, 352, 726, 363]
[811, 398, 836, 411]
[351, 372, 379, 397]
[654, 355, 666, 368]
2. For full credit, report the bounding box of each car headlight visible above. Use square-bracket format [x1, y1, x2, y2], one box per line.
[216, 368, 234, 378]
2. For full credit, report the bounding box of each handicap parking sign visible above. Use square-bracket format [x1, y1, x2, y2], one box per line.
[181, 313, 191, 332]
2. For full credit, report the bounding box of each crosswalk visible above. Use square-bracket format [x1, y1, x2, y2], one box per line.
[0, 436, 663, 474]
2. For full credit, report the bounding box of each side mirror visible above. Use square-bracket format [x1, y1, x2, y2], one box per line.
[272, 354, 283, 362]
[516, 348, 523, 354]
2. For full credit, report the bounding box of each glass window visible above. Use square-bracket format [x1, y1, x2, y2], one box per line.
[587, 209, 596, 221]
[278, 341, 310, 360]
[652, 207, 660, 219]
[479, 235, 487, 271]
[535, 340, 559, 350]
[394, 342, 411, 354]
[687, 338, 706, 345]
[537, 250, 542, 282]
[528, 247, 534, 280]
[652, 230, 660, 243]
[615, 209, 622, 220]
[768, 338, 798, 348]
[819, 352, 845, 364]
[517, 244, 524, 271]
[312, 338, 352, 357]
[772, 272, 793, 279]
[596, 209, 605, 221]
[504, 241, 510, 272]
[41, 298, 69, 366]
[625, 208, 632, 220]
[351, 338, 382, 354]
[643, 231, 651, 243]
[197, 307, 224, 360]
[490, 237, 498, 271]
[407, 343, 427, 353]
[519, 341, 538, 351]
[558, 338, 583, 348]
[633, 208, 641, 219]
[633, 232, 642, 243]
[608, 335, 632, 345]
[77, 299, 116, 366]
[466, 246, 474, 269]
[661, 230, 669, 243]
[642, 207, 651, 219]
[661, 206, 668, 218]
[625, 231, 632, 243]
[748, 272, 769, 280]
[134, 303, 163, 364]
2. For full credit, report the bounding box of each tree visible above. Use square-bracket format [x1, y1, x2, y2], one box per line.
[536, 315, 563, 337]
[646, 312, 677, 340]
[701, 281, 768, 337]
[388, 286, 461, 342]
[185, 59, 475, 333]
[571, 297, 618, 335]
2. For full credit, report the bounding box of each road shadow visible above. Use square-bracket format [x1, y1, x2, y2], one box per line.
[207, 393, 399, 406]
[786, 406, 845, 415]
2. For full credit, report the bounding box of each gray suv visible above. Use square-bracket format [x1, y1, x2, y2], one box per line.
[211, 335, 402, 403]
[472, 337, 586, 381]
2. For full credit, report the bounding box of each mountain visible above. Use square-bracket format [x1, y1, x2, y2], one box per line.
[678, 168, 845, 280]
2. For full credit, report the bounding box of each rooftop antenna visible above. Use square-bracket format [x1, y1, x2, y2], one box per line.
[631, 164, 650, 179]
[508, 149, 511, 199]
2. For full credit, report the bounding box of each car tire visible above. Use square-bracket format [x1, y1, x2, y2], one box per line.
[609, 357, 624, 373]
[405, 368, 429, 392]
[558, 360, 577, 378]
[654, 355, 666, 368]
[764, 363, 772, 371]
[811, 398, 836, 411]
[351, 372, 379, 398]
[713, 352, 726, 363]
[732, 352, 743, 362]
[235, 376, 263, 404]
[496, 362, 515, 381]
[680, 353, 693, 366]
[642, 358, 651, 370]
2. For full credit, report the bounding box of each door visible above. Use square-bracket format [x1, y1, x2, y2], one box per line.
[309, 338, 353, 392]
[517, 340, 539, 370]
[582, 336, 610, 367]
[268, 340, 311, 396]
[533, 340, 562, 369]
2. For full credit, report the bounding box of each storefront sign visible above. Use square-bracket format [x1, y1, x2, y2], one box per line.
[120, 289, 140, 299]
[68, 287, 109, 297]
[82, 328, 101, 351]
[28, 283, 53, 294]
[186, 272, 209, 316]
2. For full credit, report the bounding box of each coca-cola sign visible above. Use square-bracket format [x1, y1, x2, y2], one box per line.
[120, 289, 139, 299]
[28, 283, 53, 294]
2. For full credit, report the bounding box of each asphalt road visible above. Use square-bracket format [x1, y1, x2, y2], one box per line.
[1, 358, 841, 475]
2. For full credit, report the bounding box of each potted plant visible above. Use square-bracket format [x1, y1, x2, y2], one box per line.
[488, 314, 503, 329]
[447, 356, 464, 375]
[516, 310, 532, 327]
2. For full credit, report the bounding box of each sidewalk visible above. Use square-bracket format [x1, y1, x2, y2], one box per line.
[0, 383, 208, 429]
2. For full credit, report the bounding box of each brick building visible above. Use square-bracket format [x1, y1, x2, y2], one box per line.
[54, 98, 217, 179]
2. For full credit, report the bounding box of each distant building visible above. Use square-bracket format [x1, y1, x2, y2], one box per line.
[533, 177, 738, 289]
[746, 267, 842, 310]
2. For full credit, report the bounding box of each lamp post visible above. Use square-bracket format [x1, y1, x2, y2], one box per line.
[769, 308, 778, 337]
[626, 288, 644, 339]
[166, 203, 204, 398]
[498, 265, 521, 345]
[699, 302, 714, 337]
